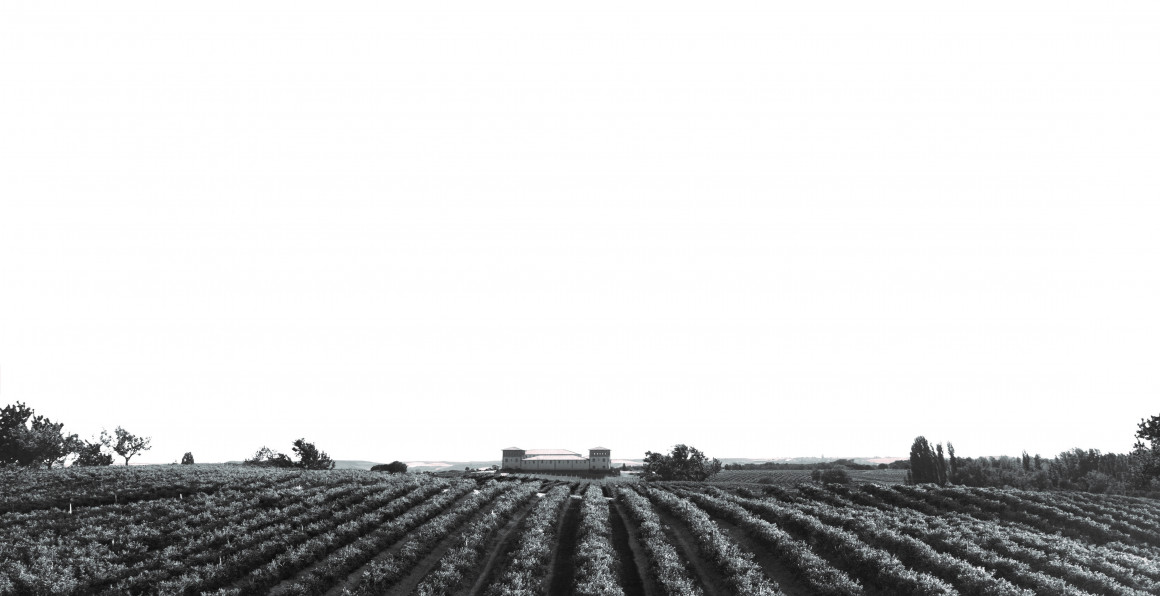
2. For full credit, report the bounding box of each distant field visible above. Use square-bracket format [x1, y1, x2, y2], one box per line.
[3, 465, 1159, 595]
[710, 468, 909, 485]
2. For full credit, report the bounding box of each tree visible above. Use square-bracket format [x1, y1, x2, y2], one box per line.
[291, 438, 335, 470]
[111, 426, 152, 465]
[0, 403, 79, 468]
[820, 466, 851, 484]
[642, 444, 722, 481]
[909, 436, 945, 485]
[1137, 414, 1160, 448]
[1131, 413, 1160, 488]
[25, 415, 77, 469]
[936, 443, 948, 485]
[371, 461, 408, 474]
[947, 442, 958, 483]
[181, 452, 195, 465]
[245, 446, 294, 468]
[74, 439, 113, 466]
[0, 402, 36, 466]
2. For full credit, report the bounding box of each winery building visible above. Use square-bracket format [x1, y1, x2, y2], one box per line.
[501, 447, 612, 472]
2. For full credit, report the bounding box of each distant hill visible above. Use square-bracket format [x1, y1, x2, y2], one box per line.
[220, 460, 387, 470]
[332, 460, 384, 470]
[221, 456, 901, 471]
[720, 456, 905, 466]
[405, 460, 501, 472]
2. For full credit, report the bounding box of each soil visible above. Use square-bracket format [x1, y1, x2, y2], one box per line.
[461, 491, 544, 596]
[383, 496, 513, 596]
[733, 497, 891, 596]
[651, 504, 733, 596]
[320, 487, 482, 596]
[608, 495, 660, 596]
[709, 515, 813, 596]
[545, 484, 585, 596]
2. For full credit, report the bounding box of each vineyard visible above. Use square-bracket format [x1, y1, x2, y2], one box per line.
[2, 466, 1160, 595]
[709, 469, 909, 486]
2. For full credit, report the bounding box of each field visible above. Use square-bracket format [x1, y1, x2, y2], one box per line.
[709, 469, 909, 486]
[2, 466, 1160, 595]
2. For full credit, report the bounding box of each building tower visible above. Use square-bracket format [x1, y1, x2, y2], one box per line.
[501, 447, 526, 470]
[589, 447, 611, 470]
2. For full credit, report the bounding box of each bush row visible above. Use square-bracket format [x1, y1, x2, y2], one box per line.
[485, 485, 572, 596]
[644, 487, 782, 596]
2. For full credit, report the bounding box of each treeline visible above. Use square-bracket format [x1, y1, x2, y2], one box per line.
[1, 402, 152, 468]
[908, 412, 1160, 496]
[243, 440, 336, 470]
[724, 458, 907, 471]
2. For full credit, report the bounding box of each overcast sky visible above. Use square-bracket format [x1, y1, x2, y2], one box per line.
[2, 1, 1158, 464]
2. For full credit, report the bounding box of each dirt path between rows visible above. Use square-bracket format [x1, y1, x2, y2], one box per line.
[709, 516, 812, 596]
[651, 505, 732, 596]
[461, 489, 545, 596]
[545, 484, 584, 596]
[608, 495, 657, 596]
[321, 488, 481, 596]
[735, 497, 890, 596]
[382, 495, 513, 596]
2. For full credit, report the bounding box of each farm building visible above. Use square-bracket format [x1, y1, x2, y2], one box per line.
[501, 447, 611, 472]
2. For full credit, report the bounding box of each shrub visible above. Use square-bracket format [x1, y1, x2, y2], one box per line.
[821, 467, 851, 484]
[372, 461, 408, 474]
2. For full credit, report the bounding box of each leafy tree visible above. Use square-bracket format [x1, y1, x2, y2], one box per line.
[909, 436, 945, 485]
[820, 466, 851, 484]
[181, 452, 195, 465]
[947, 442, 958, 483]
[0, 403, 79, 468]
[245, 446, 294, 468]
[0, 402, 36, 466]
[291, 438, 335, 470]
[1137, 413, 1160, 447]
[1130, 413, 1160, 488]
[110, 426, 152, 465]
[371, 461, 408, 473]
[642, 444, 721, 481]
[936, 443, 948, 485]
[74, 439, 113, 466]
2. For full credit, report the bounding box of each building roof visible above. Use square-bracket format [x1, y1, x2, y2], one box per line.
[524, 454, 588, 461]
[525, 449, 581, 456]
[590, 446, 610, 450]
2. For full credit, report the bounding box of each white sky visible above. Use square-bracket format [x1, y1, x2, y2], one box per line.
[2, 1, 1158, 464]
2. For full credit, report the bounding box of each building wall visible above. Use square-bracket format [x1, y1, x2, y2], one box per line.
[502, 449, 526, 470]
[589, 449, 611, 470]
[522, 458, 588, 471]
[502, 448, 613, 471]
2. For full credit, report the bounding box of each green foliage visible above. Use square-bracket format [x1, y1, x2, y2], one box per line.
[372, 461, 408, 473]
[181, 452, 194, 465]
[0, 402, 79, 468]
[291, 438, 335, 470]
[1131, 413, 1160, 488]
[641, 444, 722, 481]
[908, 436, 946, 485]
[110, 426, 152, 465]
[244, 446, 295, 468]
[810, 467, 853, 484]
[1136, 413, 1160, 448]
[73, 439, 113, 466]
[820, 467, 851, 484]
